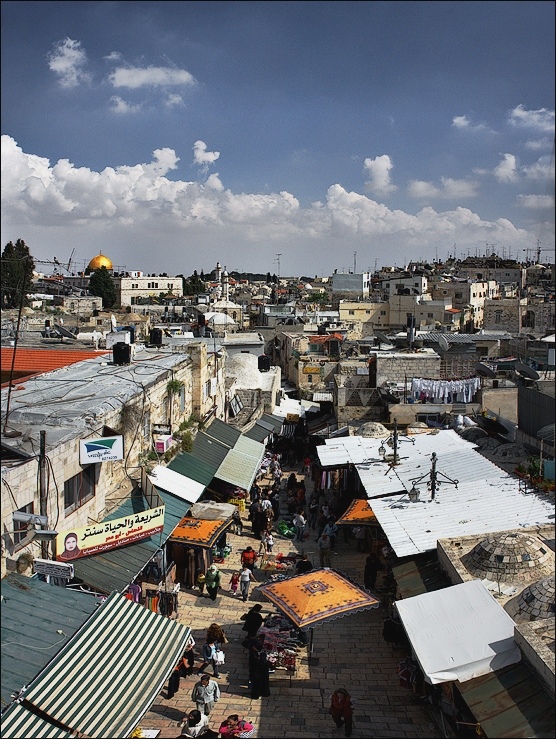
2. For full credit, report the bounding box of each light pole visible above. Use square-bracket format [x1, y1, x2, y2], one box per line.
[408, 452, 459, 501]
[378, 419, 415, 465]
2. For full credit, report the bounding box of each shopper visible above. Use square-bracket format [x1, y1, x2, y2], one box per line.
[240, 603, 264, 638]
[191, 674, 220, 716]
[353, 526, 367, 552]
[293, 509, 306, 542]
[197, 638, 220, 678]
[229, 571, 240, 596]
[250, 644, 271, 700]
[178, 709, 218, 738]
[204, 564, 221, 601]
[206, 623, 228, 648]
[180, 636, 196, 677]
[219, 715, 255, 738]
[323, 517, 338, 550]
[364, 552, 382, 590]
[317, 533, 332, 567]
[328, 688, 354, 737]
[295, 553, 313, 575]
[239, 564, 256, 602]
[240, 546, 258, 572]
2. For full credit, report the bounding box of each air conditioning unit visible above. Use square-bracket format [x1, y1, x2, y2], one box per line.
[155, 434, 174, 453]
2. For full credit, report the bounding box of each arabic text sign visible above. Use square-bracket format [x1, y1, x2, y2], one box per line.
[56, 506, 165, 561]
[79, 435, 124, 464]
[33, 558, 74, 579]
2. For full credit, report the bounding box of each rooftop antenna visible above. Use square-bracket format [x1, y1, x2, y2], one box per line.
[276, 253, 282, 278]
[353, 251, 357, 274]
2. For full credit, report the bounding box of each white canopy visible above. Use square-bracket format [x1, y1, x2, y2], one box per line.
[148, 465, 205, 504]
[395, 580, 521, 685]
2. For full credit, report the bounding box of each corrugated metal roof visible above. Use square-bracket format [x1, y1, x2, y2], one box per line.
[1, 592, 190, 738]
[363, 432, 554, 557]
[216, 448, 262, 490]
[72, 489, 188, 594]
[391, 554, 452, 599]
[192, 432, 229, 472]
[148, 465, 205, 504]
[317, 436, 381, 467]
[259, 413, 284, 433]
[457, 662, 555, 738]
[0, 348, 110, 376]
[204, 417, 241, 448]
[244, 422, 272, 443]
[1, 574, 98, 705]
[167, 451, 215, 486]
[233, 434, 265, 460]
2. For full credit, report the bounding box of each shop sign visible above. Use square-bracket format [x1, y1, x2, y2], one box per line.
[33, 558, 74, 579]
[152, 423, 171, 434]
[79, 435, 124, 464]
[56, 506, 165, 561]
[302, 366, 322, 374]
[286, 413, 300, 422]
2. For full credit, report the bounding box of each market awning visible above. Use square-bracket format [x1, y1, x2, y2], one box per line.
[257, 568, 379, 630]
[335, 499, 377, 526]
[148, 465, 205, 504]
[169, 516, 232, 548]
[456, 661, 555, 738]
[395, 580, 521, 685]
[215, 435, 265, 490]
[390, 555, 452, 599]
[0, 591, 190, 738]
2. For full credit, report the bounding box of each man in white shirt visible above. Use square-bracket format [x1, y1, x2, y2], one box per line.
[240, 564, 256, 602]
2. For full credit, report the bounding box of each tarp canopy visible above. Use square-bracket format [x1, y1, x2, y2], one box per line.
[395, 580, 521, 685]
[0, 591, 190, 738]
[335, 498, 377, 526]
[169, 515, 232, 548]
[148, 465, 205, 504]
[257, 568, 379, 630]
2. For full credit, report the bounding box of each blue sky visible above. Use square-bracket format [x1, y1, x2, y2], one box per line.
[1, 1, 554, 277]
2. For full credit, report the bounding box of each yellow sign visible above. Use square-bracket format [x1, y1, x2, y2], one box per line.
[286, 413, 300, 422]
[56, 506, 165, 561]
[302, 366, 322, 374]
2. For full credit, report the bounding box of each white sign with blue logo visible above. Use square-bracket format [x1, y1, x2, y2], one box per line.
[80, 435, 124, 464]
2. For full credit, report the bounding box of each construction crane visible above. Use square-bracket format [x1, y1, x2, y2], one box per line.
[523, 241, 553, 264]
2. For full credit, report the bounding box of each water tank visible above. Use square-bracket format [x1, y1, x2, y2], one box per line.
[258, 354, 271, 372]
[112, 342, 131, 365]
[122, 325, 135, 344]
[150, 328, 163, 346]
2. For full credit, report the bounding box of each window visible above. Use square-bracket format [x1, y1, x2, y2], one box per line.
[427, 313, 434, 318]
[380, 310, 386, 316]
[495, 310, 502, 324]
[307, 374, 313, 383]
[13, 502, 34, 548]
[366, 310, 371, 314]
[64, 466, 97, 514]
[349, 310, 355, 315]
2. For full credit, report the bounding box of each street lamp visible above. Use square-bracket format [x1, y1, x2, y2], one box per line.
[378, 418, 415, 465]
[408, 452, 459, 501]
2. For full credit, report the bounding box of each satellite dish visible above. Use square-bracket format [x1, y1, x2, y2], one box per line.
[514, 362, 540, 381]
[53, 324, 77, 340]
[474, 362, 496, 379]
[374, 331, 391, 345]
[437, 334, 450, 352]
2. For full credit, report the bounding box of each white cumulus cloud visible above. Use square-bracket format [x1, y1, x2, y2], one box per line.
[521, 156, 555, 181]
[193, 141, 220, 168]
[508, 105, 555, 133]
[47, 38, 91, 88]
[408, 178, 478, 199]
[452, 115, 493, 133]
[363, 155, 397, 196]
[109, 96, 142, 115]
[493, 153, 518, 183]
[516, 194, 555, 209]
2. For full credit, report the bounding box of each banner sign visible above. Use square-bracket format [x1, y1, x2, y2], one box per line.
[33, 558, 74, 579]
[302, 366, 322, 374]
[56, 506, 165, 561]
[80, 435, 124, 464]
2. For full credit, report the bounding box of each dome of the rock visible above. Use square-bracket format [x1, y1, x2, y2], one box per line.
[88, 253, 113, 271]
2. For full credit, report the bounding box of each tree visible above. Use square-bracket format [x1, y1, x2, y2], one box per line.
[89, 266, 117, 308]
[1, 239, 35, 308]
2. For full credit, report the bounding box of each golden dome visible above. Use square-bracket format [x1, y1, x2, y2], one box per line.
[88, 252, 113, 271]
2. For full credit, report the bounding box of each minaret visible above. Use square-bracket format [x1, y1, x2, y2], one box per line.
[215, 262, 222, 282]
[223, 266, 230, 302]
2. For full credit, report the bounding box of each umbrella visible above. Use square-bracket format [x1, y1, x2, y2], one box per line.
[335, 499, 377, 526]
[257, 568, 380, 655]
[169, 516, 232, 549]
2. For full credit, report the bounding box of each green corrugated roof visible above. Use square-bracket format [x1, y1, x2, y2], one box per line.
[192, 432, 229, 471]
[1, 592, 191, 738]
[204, 418, 241, 448]
[244, 422, 272, 443]
[1, 574, 98, 707]
[260, 413, 284, 432]
[167, 450, 215, 486]
[72, 489, 188, 594]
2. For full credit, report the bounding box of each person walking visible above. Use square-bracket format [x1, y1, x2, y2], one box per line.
[204, 564, 221, 601]
[317, 533, 332, 567]
[241, 603, 264, 638]
[197, 638, 220, 678]
[180, 636, 196, 677]
[239, 564, 256, 602]
[229, 571, 240, 596]
[250, 643, 271, 700]
[353, 525, 367, 552]
[323, 517, 338, 551]
[206, 623, 228, 649]
[178, 709, 219, 738]
[329, 688, 354, 737]
[196, 569, 206, 595]
[265, 531, 274, 554]
[293, 509, 306, 542]
[240, 546, 258, 572]
[295, 553, 313, 575]
[307, 494, 319, 529]
[364, 552, 382, 590]
[167, 661, 182, 699]
[191, 674, 220, 716]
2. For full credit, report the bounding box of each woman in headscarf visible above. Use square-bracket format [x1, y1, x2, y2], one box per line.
[204, 564, 221, 601]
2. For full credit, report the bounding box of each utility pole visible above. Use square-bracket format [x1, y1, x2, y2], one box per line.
[39, 430, 48, 558]
[353, 251, 357, 274]
[276, 253, 282, 279]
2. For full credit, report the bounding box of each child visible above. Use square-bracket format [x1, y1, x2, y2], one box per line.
[196, 570, 206, 595]
[229, 571, 240, 596]
[265, 532, 274, 554]
[232, 508, 243, 536]
[258, 530, 268, 557]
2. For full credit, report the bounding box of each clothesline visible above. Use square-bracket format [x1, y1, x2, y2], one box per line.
[411, 376, 480, 404]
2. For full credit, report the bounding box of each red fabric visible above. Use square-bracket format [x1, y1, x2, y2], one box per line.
[329, 690, 353, 720]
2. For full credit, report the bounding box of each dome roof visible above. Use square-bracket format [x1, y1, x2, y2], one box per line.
[515, 576, 555, 622]
[88, 252, 113, 271]
[462, 532, 554, 585]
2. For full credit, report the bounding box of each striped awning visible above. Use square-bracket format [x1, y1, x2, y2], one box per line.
[1, 591, 190, 738]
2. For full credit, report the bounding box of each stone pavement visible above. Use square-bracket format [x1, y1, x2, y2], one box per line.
[141, 462, 441, 739]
